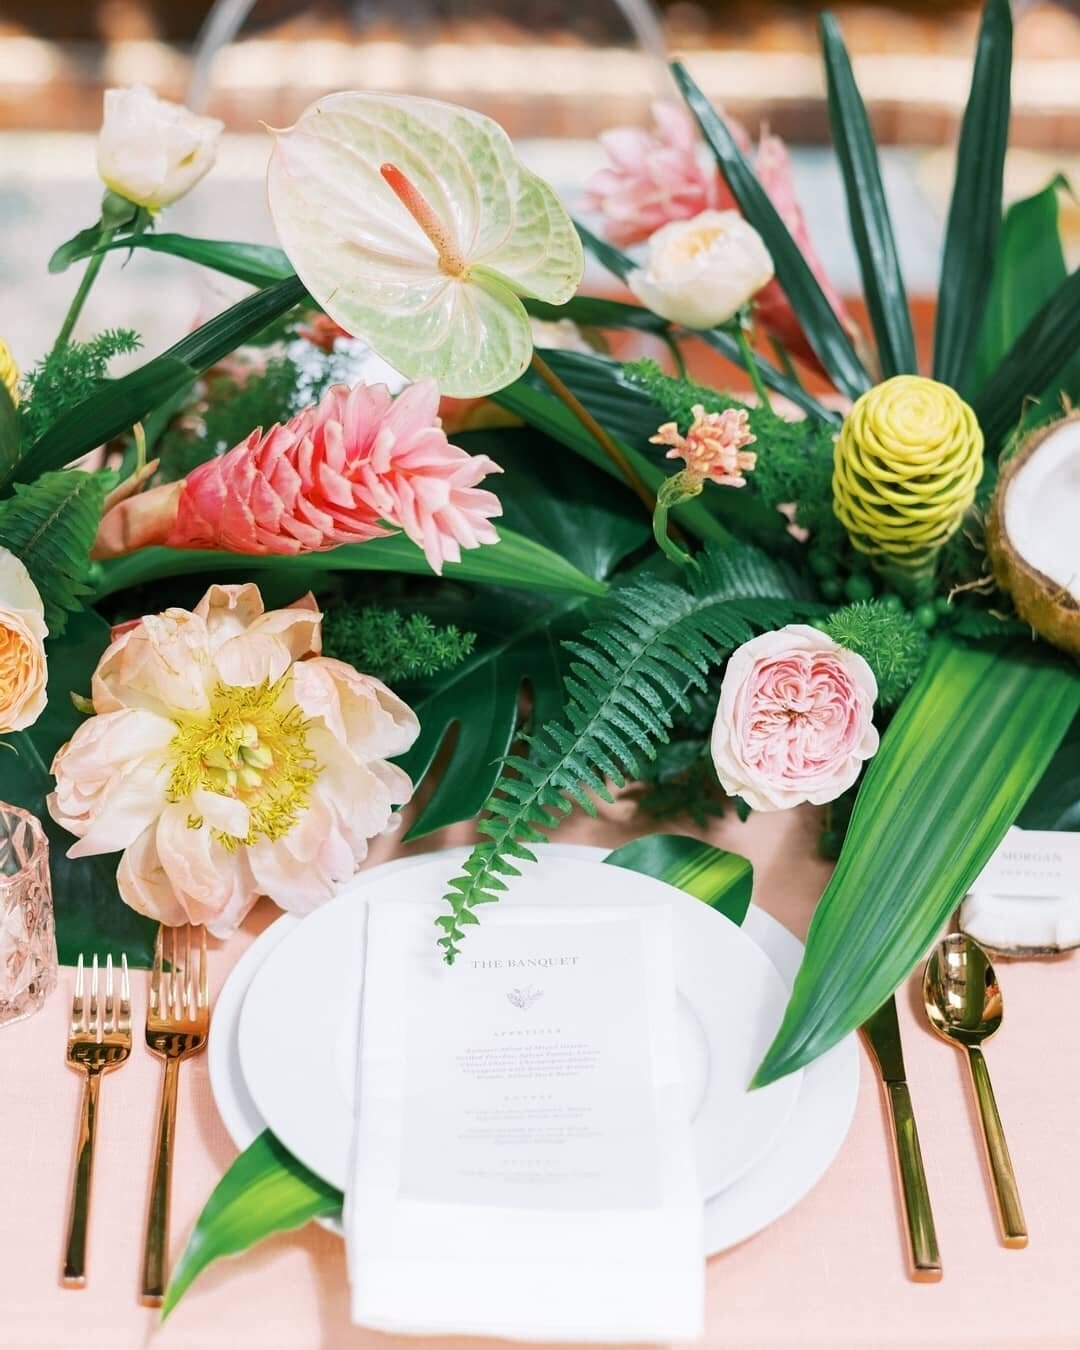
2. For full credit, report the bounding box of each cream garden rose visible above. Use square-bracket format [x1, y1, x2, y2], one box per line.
[97, 85, 223, 211]
[711, 624, 878, 811]
[627, 210, 775, 329]
[0, 547, 48, 733]
[48, 584, 419, 937]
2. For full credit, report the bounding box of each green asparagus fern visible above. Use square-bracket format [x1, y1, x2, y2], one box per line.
[322, 605, 476, 684]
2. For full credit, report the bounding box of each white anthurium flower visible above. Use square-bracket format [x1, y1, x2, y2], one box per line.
[267, 92, 585, 398]
[97, 85, 223, 211]
[627, 209, 775, 330]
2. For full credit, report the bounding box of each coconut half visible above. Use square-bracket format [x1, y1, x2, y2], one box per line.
[986, 413, 1080, 656]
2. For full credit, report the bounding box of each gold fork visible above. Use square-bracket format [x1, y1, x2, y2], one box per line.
[140, 924, 209, 1307]
[62, 953, 132, 1287]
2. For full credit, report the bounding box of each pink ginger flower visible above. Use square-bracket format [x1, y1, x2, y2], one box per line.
[650, 404, 757, 488]
[93, 379, 503, 576]
[587, 104, 857, 374]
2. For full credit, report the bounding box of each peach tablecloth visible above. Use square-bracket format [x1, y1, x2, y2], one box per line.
[2, 802, 1079, 1350]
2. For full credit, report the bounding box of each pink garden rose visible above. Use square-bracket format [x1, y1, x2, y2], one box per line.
[711, 625, 878, 811]
[48, 583, 419, 937]
[93, 379, 503, 576]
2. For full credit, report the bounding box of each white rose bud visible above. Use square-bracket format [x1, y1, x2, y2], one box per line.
[97, 85, 224, 212]
[627, 209, 775, 329]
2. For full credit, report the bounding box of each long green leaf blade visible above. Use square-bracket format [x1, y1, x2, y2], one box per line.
[162, 1131, 340, 1320]
[973, 266, 1080, 450]
[605, 833, 752, 926]
[754, 641, 1080, 1086]
[669, 62, 871, 401]
[93, 526, 608, 602]
[931, 0, 1013, 392]
[573, 222, 839, 425]
[819, 13, 916, 377]
[14, 275, 307, 485]
[972, 176, 1068, 390]
[56, 232, 295, 288]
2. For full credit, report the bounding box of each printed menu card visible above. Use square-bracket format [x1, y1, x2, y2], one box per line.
[345, 900, 704, 1342]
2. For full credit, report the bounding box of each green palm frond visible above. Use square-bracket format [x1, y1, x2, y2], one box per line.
[0, 469, 109, 634]
[438, 544, 810, 960]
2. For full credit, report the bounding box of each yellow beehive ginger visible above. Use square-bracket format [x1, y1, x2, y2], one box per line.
[832, 375, 983, 576]
[0, 339, 19, 406]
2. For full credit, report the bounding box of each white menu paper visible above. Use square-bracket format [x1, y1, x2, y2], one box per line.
[345, 901, 704, 1343]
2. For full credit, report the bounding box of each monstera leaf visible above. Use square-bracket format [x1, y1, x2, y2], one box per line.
[267, 93, 583, 397]
[396, 428, 648, 838]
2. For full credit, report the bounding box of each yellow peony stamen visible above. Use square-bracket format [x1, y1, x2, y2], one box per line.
[0, 338, 19, 406]
[832, 375, 983, 580]
[166, 678, 318, 847]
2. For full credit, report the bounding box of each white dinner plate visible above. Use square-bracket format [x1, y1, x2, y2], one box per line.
[211, 844, 860, 1255]
[238, 852, 803, 1201]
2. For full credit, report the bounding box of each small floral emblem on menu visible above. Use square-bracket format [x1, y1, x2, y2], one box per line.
[507, 985, 543, 1011]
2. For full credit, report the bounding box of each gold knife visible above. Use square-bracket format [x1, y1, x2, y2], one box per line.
[862, 994, 942, 1281]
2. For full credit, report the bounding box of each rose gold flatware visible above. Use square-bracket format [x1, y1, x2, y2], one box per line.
[862, 994, 942, 1281]
[62, 953, 131, 1287]
[140, 924, 209, 1306]
[923, 933, 1027, 1247]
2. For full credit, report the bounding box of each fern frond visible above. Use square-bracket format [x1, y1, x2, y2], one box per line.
[0, 470, 110, 634]
[439, 543, 808, 960]
[322, 604, 476, 683]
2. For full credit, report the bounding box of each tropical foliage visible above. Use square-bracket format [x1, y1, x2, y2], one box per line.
[0, 0, 1075, 1088]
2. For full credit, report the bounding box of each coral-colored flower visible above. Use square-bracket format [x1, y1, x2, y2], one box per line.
[650, 404, 757, 488]
[711, 625, 878, 811]
[48, 584, 419, 937]
[93, 379, 503, 576]
[584, 102, 735, 248]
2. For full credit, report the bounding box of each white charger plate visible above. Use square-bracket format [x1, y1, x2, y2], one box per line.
[238, 852, 803, 1200]
[211, 844, 860, 1256]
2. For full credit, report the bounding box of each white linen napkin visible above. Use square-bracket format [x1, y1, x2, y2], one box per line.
[345, 899, 704, 1343]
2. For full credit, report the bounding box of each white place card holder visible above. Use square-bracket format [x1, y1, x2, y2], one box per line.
[960, 827, 1080, 955]
[345, 901, 704, 1343]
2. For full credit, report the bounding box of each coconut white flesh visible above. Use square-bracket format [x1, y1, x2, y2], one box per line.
[1003, 418, 1080, 600]
[960, 892, 1080, 956]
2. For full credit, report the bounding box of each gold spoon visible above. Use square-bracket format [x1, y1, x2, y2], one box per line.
[923, 933, 1028, 1248]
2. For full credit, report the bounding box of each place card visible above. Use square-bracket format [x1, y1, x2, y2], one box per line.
[345, 900, 703, 1343]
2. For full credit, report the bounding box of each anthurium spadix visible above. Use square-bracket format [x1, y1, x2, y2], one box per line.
[267, 92, 585, 398]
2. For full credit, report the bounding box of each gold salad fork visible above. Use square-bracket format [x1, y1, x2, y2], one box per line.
[62, 953, 131, 1287]
[140, 924, 209, 1307]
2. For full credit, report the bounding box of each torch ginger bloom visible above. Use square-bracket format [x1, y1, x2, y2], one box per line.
[651, 405, 758, 488]
[48, 584, 420, 937]
[93, 379, 503, 576]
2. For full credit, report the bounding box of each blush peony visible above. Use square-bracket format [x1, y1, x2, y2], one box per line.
[711, 625, 878, 811]
[47, 584, 419, 936]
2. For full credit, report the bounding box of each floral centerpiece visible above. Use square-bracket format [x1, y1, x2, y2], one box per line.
[0, 0, 1078, 1303]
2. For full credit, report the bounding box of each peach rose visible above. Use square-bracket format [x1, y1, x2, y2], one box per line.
[0, 546, 48, 733]
[711, 624, 878, 811]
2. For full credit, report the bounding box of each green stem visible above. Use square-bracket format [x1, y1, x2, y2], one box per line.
[530, 350, 656, 512]
[651, 498, 694, 567]
[734, 317, 772, 412]
[55, 227, 116, 349]
[662, 331, 688, 378]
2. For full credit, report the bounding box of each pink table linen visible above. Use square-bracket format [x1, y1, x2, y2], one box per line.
[2, 801, 1079, 1350]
